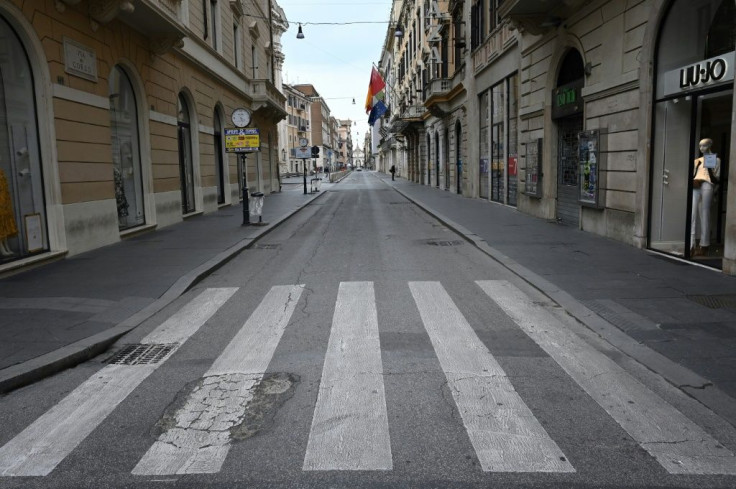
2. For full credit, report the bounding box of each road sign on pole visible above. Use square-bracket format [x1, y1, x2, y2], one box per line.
[225, 128, 260, 152]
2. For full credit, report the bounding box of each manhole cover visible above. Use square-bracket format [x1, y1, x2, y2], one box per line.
[425, 239, 464, 247]
[106, 344, 177, 365]
[253, 243, 280, 250]
[686, 295, 736, 309]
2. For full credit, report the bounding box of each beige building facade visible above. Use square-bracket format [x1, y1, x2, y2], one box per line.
[0, 0, 285, 273]
[376, 0, 736, 274]
[283, 84, 312, 174]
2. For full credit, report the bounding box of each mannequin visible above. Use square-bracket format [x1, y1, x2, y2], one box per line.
[0, 168, 18, 257]
[691, 138, 721, 257]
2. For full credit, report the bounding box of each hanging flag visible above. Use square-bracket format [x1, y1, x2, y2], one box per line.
[365, 67, 387, 125]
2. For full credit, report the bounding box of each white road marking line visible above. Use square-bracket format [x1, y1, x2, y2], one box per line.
[0, 288, 238, 477]
[409, 281, 574, 473]
[303, 282, 392, 471]
[477, 280, 736, 475]
[132, 285, 304, 475]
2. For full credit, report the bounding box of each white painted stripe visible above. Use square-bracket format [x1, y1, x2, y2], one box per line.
[149, 110, 178, 127]
[303, 282, 392, 471]
[52, 83, 109, 109]
[132, 285, 304, 475]
[409, 281, 574, 473]
[0, 288, 237, 477]
[477, 280, 736, 475]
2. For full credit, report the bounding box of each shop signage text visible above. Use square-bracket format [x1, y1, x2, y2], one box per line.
[425, 0, 449, 66]
[556, 87, 577, 107]
[664, 51, 734, 96]
[551, 84, 582, 119]
[225, 128, 260, 152]
[63, 37, 98, 82]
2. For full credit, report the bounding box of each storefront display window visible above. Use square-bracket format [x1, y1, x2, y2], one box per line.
[484, 74, 519, 206]
[479, 91, 489, 199]
[491, 82, 504, 203]
[508, 75, 519, 207]
[109, 66, 144, 230]
[177, 94, 196, 214]
[0, 16, 47, 261]
[650, 0, 733, 268]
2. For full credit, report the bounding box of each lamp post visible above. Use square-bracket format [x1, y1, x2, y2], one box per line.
[240, 153, 250, 226]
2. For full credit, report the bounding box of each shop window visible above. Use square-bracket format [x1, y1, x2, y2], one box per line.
[109, 66, 145, 231]
[0, 15, 47, 261]
[479, 90, 490, 199]
[213, 108, 225, 204]
[650, 0, 733, 267]
[177, 94, 196, 214]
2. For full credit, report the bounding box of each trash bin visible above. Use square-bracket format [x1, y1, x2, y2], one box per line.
[310, 178, 322, 193]
[249, 192, 267, 225]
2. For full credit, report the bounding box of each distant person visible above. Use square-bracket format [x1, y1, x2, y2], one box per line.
[390, 165, 396, 181]
[325, 166, 329, 181]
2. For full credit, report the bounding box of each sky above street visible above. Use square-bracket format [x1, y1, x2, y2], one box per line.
[278, 0, 393, 150]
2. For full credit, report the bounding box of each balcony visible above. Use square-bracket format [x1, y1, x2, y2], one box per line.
[424, 78, 451, 100]
[423, 72, 465, 118]
[251, 79, 288, 123]
[400, 105, 426, 120]
[68, 0, 188, 54]
[499, 0, 590, 35]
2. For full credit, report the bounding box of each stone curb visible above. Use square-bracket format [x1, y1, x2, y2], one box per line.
[0, 190, 327, 394]
[386, 179, 736, 427]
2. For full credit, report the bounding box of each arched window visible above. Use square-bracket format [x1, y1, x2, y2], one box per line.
[109, 66, 144, 230]
[455, 121, 462, 195]
[213, 108, 225, 204]
[177, 94, 196, 214]
[0, 15, 46, 259]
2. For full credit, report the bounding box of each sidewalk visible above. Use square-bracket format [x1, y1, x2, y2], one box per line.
[0, 184, 331, 393]
[377, 172, 736, 426]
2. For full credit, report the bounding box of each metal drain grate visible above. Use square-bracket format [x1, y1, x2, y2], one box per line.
[253, 243, 280, 250]
[106, 344, 177, 365]
[686, 295, 736, 309]
[425, 239, 464, 247]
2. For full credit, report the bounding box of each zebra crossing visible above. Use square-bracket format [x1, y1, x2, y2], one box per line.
[1, 280, 735, 479]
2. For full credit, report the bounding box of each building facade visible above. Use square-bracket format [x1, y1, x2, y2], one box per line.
[377, 0, 469, 194]
[283, 84, 312, 174]
[374, 0, 736, 275]
[0, 0, 286, 272]
[293, 84, 332, 172]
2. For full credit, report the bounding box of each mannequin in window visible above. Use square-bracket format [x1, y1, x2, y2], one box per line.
[691, 138, 721, 257]
[0, 168, 18, 257]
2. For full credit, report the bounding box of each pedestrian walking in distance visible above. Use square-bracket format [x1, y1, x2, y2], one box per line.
[390, 165, 396, 181]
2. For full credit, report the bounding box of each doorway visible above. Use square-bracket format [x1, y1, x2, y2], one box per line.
[556, 116, 583, 226]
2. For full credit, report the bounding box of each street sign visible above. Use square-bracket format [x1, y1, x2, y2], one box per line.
[294, 147, 311, 159]
[225, 128, 260, 152]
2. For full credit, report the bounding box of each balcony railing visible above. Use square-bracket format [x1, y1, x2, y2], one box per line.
[401, 105, 426, 120]
[424, 78, 451, 100]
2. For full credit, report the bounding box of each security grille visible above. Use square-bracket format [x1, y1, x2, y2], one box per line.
[426, 239, 464, 247]
[686, 295, 736, 309]
[253, 243, 280, 249]
[106, 344, 177, 365]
